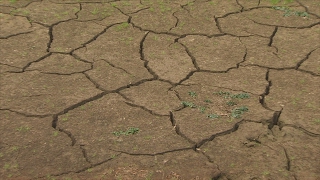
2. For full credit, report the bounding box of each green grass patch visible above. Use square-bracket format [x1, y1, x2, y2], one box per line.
[16, 126, 30, 132]
[214, 90, 231, 98]
[272, 6, 309, 17]
[198, 106, 206, 113]
[207, 114, 220, 119]
[226, 101, 236, 106]
[214, 91, 250, 99]
[188, 91, 197, 97]
[182, 90, 250, 119]
[116, 22, 129, 31]
[270, 0, 293, 5]
[231, 106, 249, 119]
[181, 101, 197, 108]
[204, 99, 212, 103]
[113, 127, 139, 137]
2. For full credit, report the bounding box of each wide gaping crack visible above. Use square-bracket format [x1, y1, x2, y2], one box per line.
[169, 111, 196, 145]
[259, 69, 272, 109]
[0, 30, 34, 39]
[169, 11, 179, 31]
[20, 53, 52, 72]
[236, 38, 248, 68]
[267, 110, 282, 129]
[0, 108, 52, 118]
[214, 16, 223, 33]
[195, 120, 243, 148]
[139, 31, 159, 79]
[178, 41, 200, 71]
[80, 145, 91, 163]
[51, 91, 107, 129]
[235, 0, 244, 11]
[295, 48, 319, 70]
[109, 146, 192, 156]
[58, 127, 76, 146]
[283, 147, 291, 171]
[280, 124, 320, 137]
[268, 26, 278, 47]
[47, 25, 54, 52]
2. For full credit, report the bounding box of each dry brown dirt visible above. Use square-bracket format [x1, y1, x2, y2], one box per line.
[0, 0, 319, 179]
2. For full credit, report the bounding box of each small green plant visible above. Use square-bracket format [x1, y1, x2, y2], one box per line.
[177, 22, 185, 29]
[116, 22, 129, 30]
[262, 170, 270, 176]
[11, 146, 19, 151]
[209, 1, 216, 5]
[204, 99, 212, 103]
[73, 7, 79, 12]
[185, 1, 194, 10]
[46, 175, 56, 180]
[120, 37, 133, 44]
[231, 106, 249, 118]
[53, 131, 59, 137]
[113, 127, 139, 137]
[215, 91, 250, 99]
[122, 1, 131, 6]
[159, 4, 171, 12]
[231, 93, 250, 99]
[4, 163, 10, 169]
[226, 101, 236, 106]
[198, 106, 206, 113]
[182, 91, 250, 121]
[153, 35, 158, 40]
[214, 91, 250, 107]
[207, 114, 220, 119]
[270, 0, 293, 5]
[144, 135, 152, 140]
[188, 91, 197, 97]
[16, 126, 30, 132]
[214, 91, 231, 98]
[133, 145, 139, 151]
[10, 9, 19, 15]
[62, 115, 68, 122]
[181, 101, 197, 108]
[91, 8, 99, 15]
[145, 172, 153, 180]
[272, 6, 309, 17]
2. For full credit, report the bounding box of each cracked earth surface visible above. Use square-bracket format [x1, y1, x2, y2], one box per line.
[0, 0, 319, 179]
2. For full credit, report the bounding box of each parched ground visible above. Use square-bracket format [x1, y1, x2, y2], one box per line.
[0, 0, 319, 179]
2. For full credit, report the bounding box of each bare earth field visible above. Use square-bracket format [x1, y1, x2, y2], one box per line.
[0, 0, 319, 179]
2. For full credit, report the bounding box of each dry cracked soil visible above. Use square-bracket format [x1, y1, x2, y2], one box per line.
[0, 0, 320, 179]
